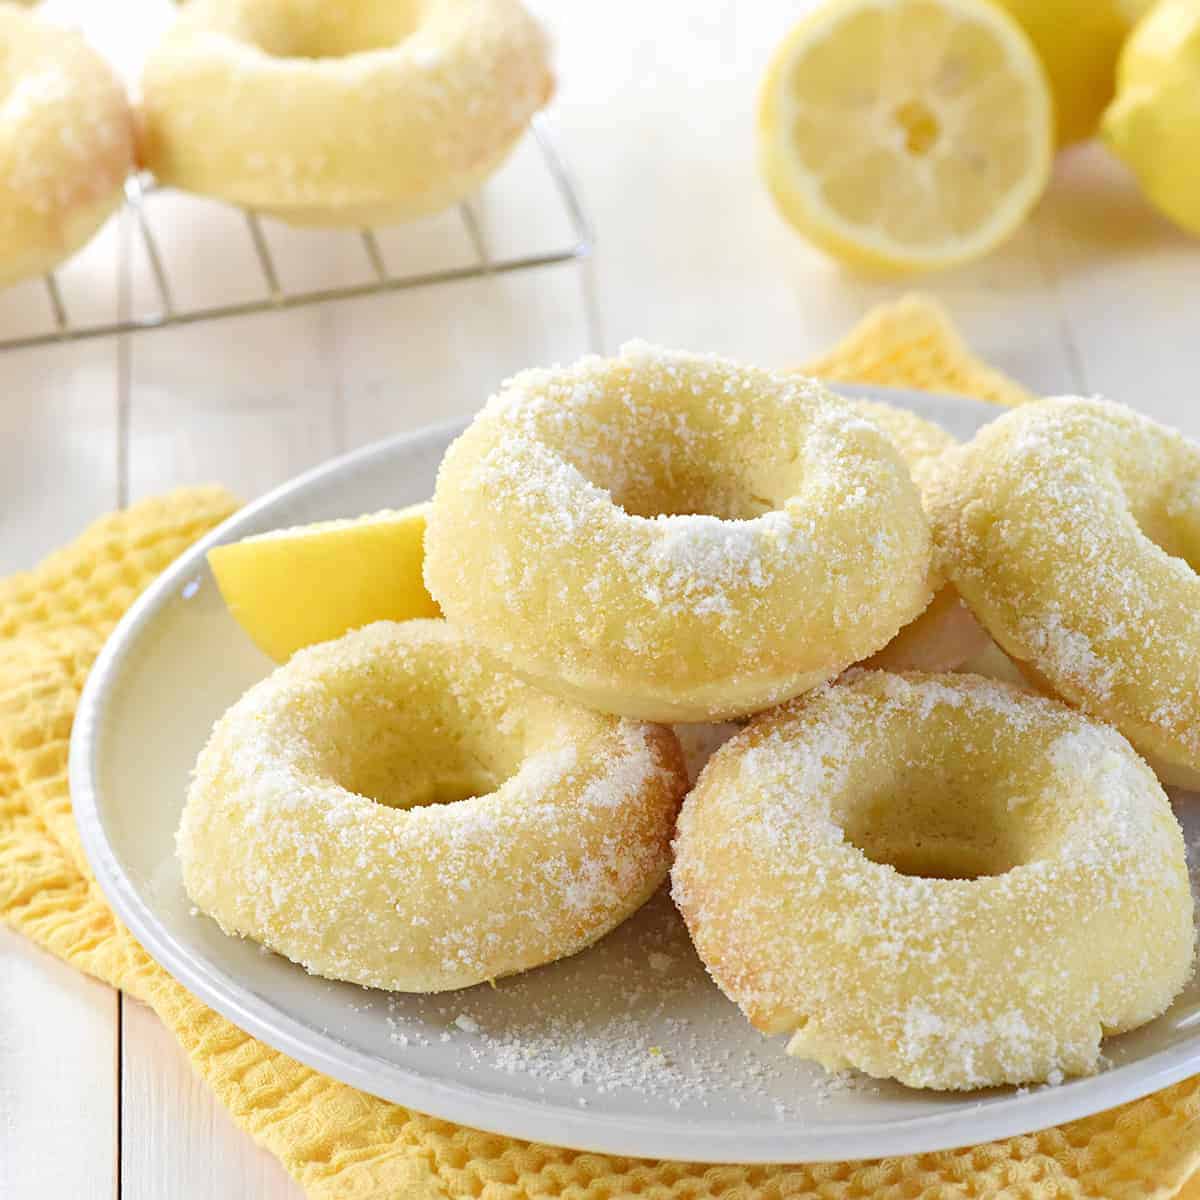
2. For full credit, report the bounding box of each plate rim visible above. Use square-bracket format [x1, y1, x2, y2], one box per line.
[68, 384, 1200, 1162]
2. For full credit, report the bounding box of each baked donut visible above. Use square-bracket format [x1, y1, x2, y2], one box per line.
[139, 0, 553, 226]
[424, 343, 933, 722]
[850, 399, 989, 672]
[931, 396, 1200, 787]
[672, 670, 1194, 1090]
[178, 619, 687, 992]
[0, 6, 134, 285]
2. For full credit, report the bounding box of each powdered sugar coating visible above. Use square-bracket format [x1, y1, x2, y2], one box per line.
[178, 619, 687, 992]
[376, 885, 882, 1116]
[930, 396, 1200, 783]
[425, 342, 932, 721]
[848, 398, 956, 493]
[139, 0, 553, 225]
[0, 6, 134, 285]
[672, 671, 1195, 1090]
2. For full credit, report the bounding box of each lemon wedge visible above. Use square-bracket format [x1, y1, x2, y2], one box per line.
[757, 0, 1054, 273]
[1102, 0, 1200, 236]
[208, 502, 439, 661]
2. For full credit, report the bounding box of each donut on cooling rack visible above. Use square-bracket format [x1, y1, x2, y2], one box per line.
[672, 670, 1195, 1090]
[423, 342, 933, 723]
[848, 399, 989, 673]
[178, 620, 687, 992]
[931, 396, 1200, 788]
[138, 0, 554, 226]
[0, 6, 134, 286]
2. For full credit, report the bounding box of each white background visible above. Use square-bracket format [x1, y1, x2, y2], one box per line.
[3, 1, 1200, 1195]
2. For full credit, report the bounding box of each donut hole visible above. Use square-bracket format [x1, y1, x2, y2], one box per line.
[617, 480, 769, 521]
[555, 411, 795, 521]
[314, 695, 522, 810]
[587, 433, 775, 520]
[242, 2, 423, 59]
[344, 756, 502, 810]
[523, 360, 831, 523]
[1133, 499, 1200, 576]
[616, 476, 772, 521]
[840, 771, 1031, 880]
[848, 830, 1017, 880]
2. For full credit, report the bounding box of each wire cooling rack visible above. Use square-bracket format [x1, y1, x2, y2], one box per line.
[10, 118, 592, 353]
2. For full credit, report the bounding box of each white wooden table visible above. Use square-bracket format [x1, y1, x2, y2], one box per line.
[2, 2, 1199, 1196]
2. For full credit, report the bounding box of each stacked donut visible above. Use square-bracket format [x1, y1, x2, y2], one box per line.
[183, 344, 1197, 1092]
[139, 0, 553, 226]
[0, 0, 551, 286]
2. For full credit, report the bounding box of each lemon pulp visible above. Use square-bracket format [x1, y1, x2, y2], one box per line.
[757, 0, 1054, 273]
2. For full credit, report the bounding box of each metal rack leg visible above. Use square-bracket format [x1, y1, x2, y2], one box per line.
[460, 201, 493, 274]
[531, 115, 594, 255]
[244, 212, 283, 303]
[360, 230, 389, 282]
[43, 275, 68, 332]
[0, 123, 591, 352]
[124, 175, 176, 319]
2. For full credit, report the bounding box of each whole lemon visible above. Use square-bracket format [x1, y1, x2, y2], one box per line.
[1102, 0, 1200, 235]
[993, 0, 1135, 144]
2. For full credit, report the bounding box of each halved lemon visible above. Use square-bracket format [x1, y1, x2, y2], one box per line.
[208, 502, 439, 661]
[757, 0, 1054, 273]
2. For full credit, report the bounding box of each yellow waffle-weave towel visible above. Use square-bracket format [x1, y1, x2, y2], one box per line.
[2, 294, 1198, 1200]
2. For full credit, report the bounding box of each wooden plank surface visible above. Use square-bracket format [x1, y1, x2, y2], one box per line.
[0, 931, 119, 1200]
[120, 999, 297, 1200]
[0, 213, 122, 1200]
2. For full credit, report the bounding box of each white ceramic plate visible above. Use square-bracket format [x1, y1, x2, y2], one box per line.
[70, 385, 1200, 1163]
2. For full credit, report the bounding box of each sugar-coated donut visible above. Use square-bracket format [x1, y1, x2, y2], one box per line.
[424, 343, 933, 722]
[850, 399, 989, 672]
[931, 396, 1200, 788]
[851, 398, 956, 488]
[672, 671, 1194, 1090]
[139, 0, 553, 226]
[0, 6, 134, 285]
[178, 619, 687, 992]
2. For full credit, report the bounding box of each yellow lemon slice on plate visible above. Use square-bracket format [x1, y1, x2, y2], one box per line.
[208, 503, 439, 661]
[757, 0, 1054, 273]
